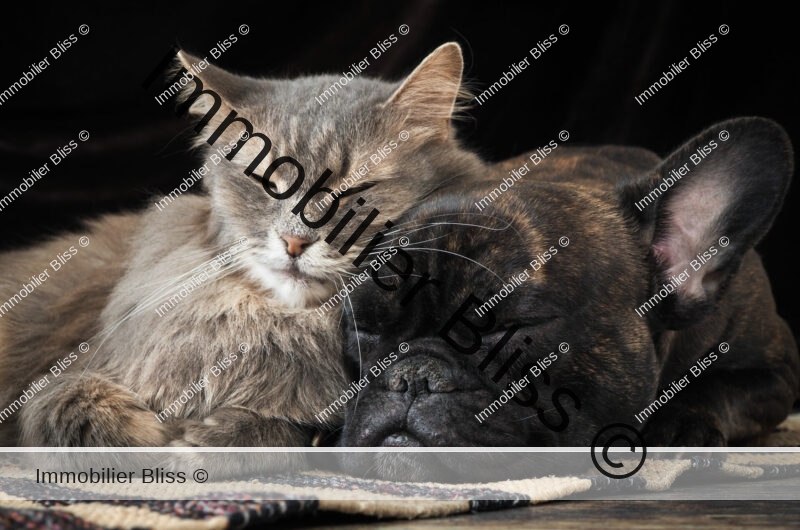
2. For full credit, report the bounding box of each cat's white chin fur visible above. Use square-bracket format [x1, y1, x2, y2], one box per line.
[246, 264, 332, 309]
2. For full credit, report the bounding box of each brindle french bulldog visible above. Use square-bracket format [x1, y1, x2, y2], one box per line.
[338, 118, 798, 475]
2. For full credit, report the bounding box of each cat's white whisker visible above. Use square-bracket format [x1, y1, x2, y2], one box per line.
[382, 221, 517, 242]
[374, 273, 427, 280]
[370, 234, 452, 251]
[381, 211, 524, 239]
[77, 250, 255, 377]
[514, 405, 558, 423]
[122, 243, 256, 292]
[339, 273, 363, 417]
[396, 247, 506, 283]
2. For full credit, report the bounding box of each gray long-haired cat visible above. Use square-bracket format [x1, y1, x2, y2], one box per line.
[0, 42, 481, 456]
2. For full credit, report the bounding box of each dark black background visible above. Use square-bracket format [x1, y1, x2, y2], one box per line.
[0, 1, 796, 337]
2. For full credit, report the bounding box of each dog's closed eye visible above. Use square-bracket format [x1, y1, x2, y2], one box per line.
[492, 316, 560, 334]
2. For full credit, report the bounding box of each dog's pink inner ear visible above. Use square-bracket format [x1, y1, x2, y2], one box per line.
[652, 171, 732, 300]
[385, 42, 464, 141]
[620, 117, 791, 324]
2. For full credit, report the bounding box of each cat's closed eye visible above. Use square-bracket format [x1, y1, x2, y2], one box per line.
[250, 173, 278, 194]
[337, 182, 377, 199]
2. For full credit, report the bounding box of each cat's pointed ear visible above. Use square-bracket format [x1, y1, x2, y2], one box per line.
[385, 42, 465, 141]
[173, 50, 264, 120]
[618, 117, 793, 327]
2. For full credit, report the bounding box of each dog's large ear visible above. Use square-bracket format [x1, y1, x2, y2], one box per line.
[618, 117, 793, 328]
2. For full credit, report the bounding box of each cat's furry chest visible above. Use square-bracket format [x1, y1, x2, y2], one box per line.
[93, 198, 348, 424]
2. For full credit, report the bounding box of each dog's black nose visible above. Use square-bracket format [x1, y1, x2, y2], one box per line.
[384, 356, 456, 395]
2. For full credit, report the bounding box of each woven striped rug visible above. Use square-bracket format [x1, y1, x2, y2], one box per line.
[2, 417, 799, 529]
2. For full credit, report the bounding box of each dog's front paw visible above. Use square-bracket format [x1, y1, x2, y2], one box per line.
[643, 411, 726, 447]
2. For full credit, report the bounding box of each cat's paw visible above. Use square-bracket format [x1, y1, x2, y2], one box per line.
[168, 407, 310, 447]
[163, 408, 310, 478]
[19, 374, 173, 447]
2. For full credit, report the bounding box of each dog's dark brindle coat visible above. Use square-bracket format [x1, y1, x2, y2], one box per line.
[339, 118, 798, 471]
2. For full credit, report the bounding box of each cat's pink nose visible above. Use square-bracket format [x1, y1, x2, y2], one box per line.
[281, 235, 311, 257]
